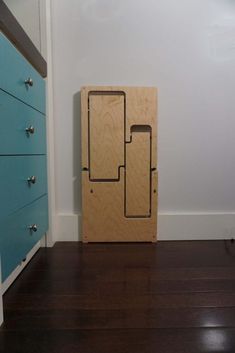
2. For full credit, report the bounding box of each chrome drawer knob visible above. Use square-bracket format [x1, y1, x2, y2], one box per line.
[25, 78, 33, 87]
[25, 126, 35, 134]
[28, 176, 37, 184]
[29, 224, 38, 233]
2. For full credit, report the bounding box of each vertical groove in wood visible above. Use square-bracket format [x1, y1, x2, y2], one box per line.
[126, 131, 151, 217]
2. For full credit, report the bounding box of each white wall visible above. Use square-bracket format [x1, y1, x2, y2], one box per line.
[51, 0, 235, 240]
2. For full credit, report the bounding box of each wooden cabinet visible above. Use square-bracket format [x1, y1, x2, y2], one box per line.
[81, 86, 157, 242]
[0, 33, 48, 282]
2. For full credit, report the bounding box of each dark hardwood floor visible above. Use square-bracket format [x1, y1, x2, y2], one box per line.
[1, 240, 235, 352]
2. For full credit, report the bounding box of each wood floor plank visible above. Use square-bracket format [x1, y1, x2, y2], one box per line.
[6, 277, 235, 296]
[1, 328, 235, 353]
[20, 241, 235, 270]
[4, 292, 235, 310]
[2, 241, 235, 353]
[2, 307, 235, 330]
[16, 266, 235, 283]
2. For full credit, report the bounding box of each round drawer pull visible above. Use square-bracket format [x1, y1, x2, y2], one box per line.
[25, 78, 33, 87]
[25, 126, 35, 135]
[29, 224, 38, 233]
[28, 176, 37, 184]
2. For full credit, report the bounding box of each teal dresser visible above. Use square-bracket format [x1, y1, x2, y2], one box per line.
[0, 33, 48, 282]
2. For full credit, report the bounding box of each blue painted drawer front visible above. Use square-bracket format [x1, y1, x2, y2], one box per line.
[0, 90, 46, 155]
[0, 155, 47, 221]
[0, 33, 45, 114]
[0, 195, 48, 281]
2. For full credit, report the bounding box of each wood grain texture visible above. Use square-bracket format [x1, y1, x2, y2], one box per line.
[89, 93, 124, 180]
[126, 131, 151, 216]
[0, 0, 47, 77]
[125, 87, 157, 167]
[2, 241, 235, 353]
[1, 328, 235, 353]
[81, 86, 157, 169]
[3, 307, 235, 330]
[81, 86, 157, 242]
[82, 169, 157, 242]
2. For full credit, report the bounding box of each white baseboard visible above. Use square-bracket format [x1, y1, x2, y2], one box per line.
[56, 213, 81, 241]
[158, 213, 235, 240]
[56, 212, 235, 241]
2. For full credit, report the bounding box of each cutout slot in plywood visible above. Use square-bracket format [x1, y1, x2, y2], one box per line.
[125, 125, 151, 217]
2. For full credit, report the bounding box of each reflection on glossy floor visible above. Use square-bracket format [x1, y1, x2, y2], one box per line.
[1, 240, 235, 352]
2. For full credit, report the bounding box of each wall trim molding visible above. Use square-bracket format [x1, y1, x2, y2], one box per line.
[158, 212, 235, 240]
[56, 212, 235, 241]
[44, 0, 56, 247]
[56, 213, 81, 241]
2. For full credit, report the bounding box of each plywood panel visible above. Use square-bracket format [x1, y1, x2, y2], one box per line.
[81, 86, 157, 242]
[82, 169, 157, 242]
[81, 86, 157, 169]
[126, 130, 151, 217]
[125, 87, 157, 168]
[89, 93, 124, 180]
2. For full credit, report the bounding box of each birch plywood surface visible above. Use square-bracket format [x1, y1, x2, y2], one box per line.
[82, 170, 157, 242]
[81, 86, 157, 242]
[125, 87, 157, 167]
[89, 93, 125, 180]
[126, 131, 151, 217]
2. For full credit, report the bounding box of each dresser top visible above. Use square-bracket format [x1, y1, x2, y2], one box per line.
[0, 0, 47, 78]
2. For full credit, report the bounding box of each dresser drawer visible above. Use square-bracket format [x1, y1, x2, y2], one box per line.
[0, 195, 48, 281]
[0, 155, 47, 221]
[0, 90, 46, 155]
[0, 33, 45, 114]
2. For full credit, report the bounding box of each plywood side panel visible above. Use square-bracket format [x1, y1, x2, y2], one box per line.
[82, 170, 124, 242]
[126, 131, 151, 217]
[89, 93, 124, 180]
[81, 86, 157, 243]
[82, 86, 157, 168]
[82, 169, 157, 242]
[125, 87, 157, 168]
